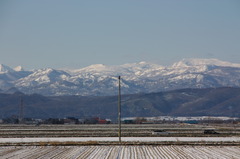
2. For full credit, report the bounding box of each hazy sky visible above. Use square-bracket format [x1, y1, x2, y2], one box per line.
[0, 0, 240, 70]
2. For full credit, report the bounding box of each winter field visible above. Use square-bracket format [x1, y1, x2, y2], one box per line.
[0, 124, 239, 158]
[0, 123, 239, 138]
[0, 145, 240, 159]
[0, 137, 240, 145]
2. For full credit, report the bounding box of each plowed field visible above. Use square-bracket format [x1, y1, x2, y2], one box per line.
[0, 146, 239, 159]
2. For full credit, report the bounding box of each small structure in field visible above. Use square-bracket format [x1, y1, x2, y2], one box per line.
[152, 130, 169, 135]
[204, 129, 219, 134]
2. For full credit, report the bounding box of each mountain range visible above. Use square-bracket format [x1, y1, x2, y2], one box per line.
[1, 58, 240, 96]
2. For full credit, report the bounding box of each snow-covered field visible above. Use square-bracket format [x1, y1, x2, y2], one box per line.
[0, 137, 239, 143]
[0, 145, 240, 159]
[0, 137, 239, 158]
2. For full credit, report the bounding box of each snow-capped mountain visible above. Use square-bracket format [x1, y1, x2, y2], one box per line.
[0, 64, 14, 73]
[14, 66, 24, 72]
[1, 58, 240, 96]
[172, 58, 240, 68]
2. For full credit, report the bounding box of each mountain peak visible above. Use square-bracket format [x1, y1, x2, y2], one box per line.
[88, 64, 106, 69]
[71, 64, 108, 73]
[138, 61, 148, 65]
[172, 58, 240, 68]
[14, 66, 24, 72]
[0, 64, 14, 73]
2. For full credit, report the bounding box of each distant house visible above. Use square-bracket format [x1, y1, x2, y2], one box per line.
[184, 120, 198, 124]
[64, 117, 78, 124]
[98, 119, 107, 124]
[78, 119, 85, 124]
[44, 118, 64, 124]
[84, 117, 111, 124]
[122, 119, 135, 124]
[97, 118, 111, 124]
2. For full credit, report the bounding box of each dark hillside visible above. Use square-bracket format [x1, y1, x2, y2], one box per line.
[0, 87, 239, 119]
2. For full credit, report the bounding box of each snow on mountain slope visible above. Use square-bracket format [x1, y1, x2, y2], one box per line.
[0, 65, 31, 90]
[172, 58, 240, 68]
[16, 68, 70, 86]
[14, 66, 24, 72]
[0, 64, 14, 73]
[69, 62, 163, 77]
[1, 58, 240, 96]
[14, 68, 74, 95]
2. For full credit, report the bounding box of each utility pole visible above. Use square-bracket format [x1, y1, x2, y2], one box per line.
[118, 76, 122, 143]
[19, 97, 24, 124]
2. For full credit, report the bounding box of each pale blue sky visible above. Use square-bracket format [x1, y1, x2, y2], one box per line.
[0, 0, 240, 69]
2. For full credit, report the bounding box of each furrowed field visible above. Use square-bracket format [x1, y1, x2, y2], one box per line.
[0, 123, 239, 138]
[0, 123, 239, 158]
[1, 145, 240, 159]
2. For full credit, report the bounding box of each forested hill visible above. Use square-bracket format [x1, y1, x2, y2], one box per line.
[0, 87, 240, 119]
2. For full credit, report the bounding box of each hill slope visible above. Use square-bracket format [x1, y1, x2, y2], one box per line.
[0, 87, 239, 119]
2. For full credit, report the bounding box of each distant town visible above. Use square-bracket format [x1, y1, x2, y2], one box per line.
[1, 116, 239, 125]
